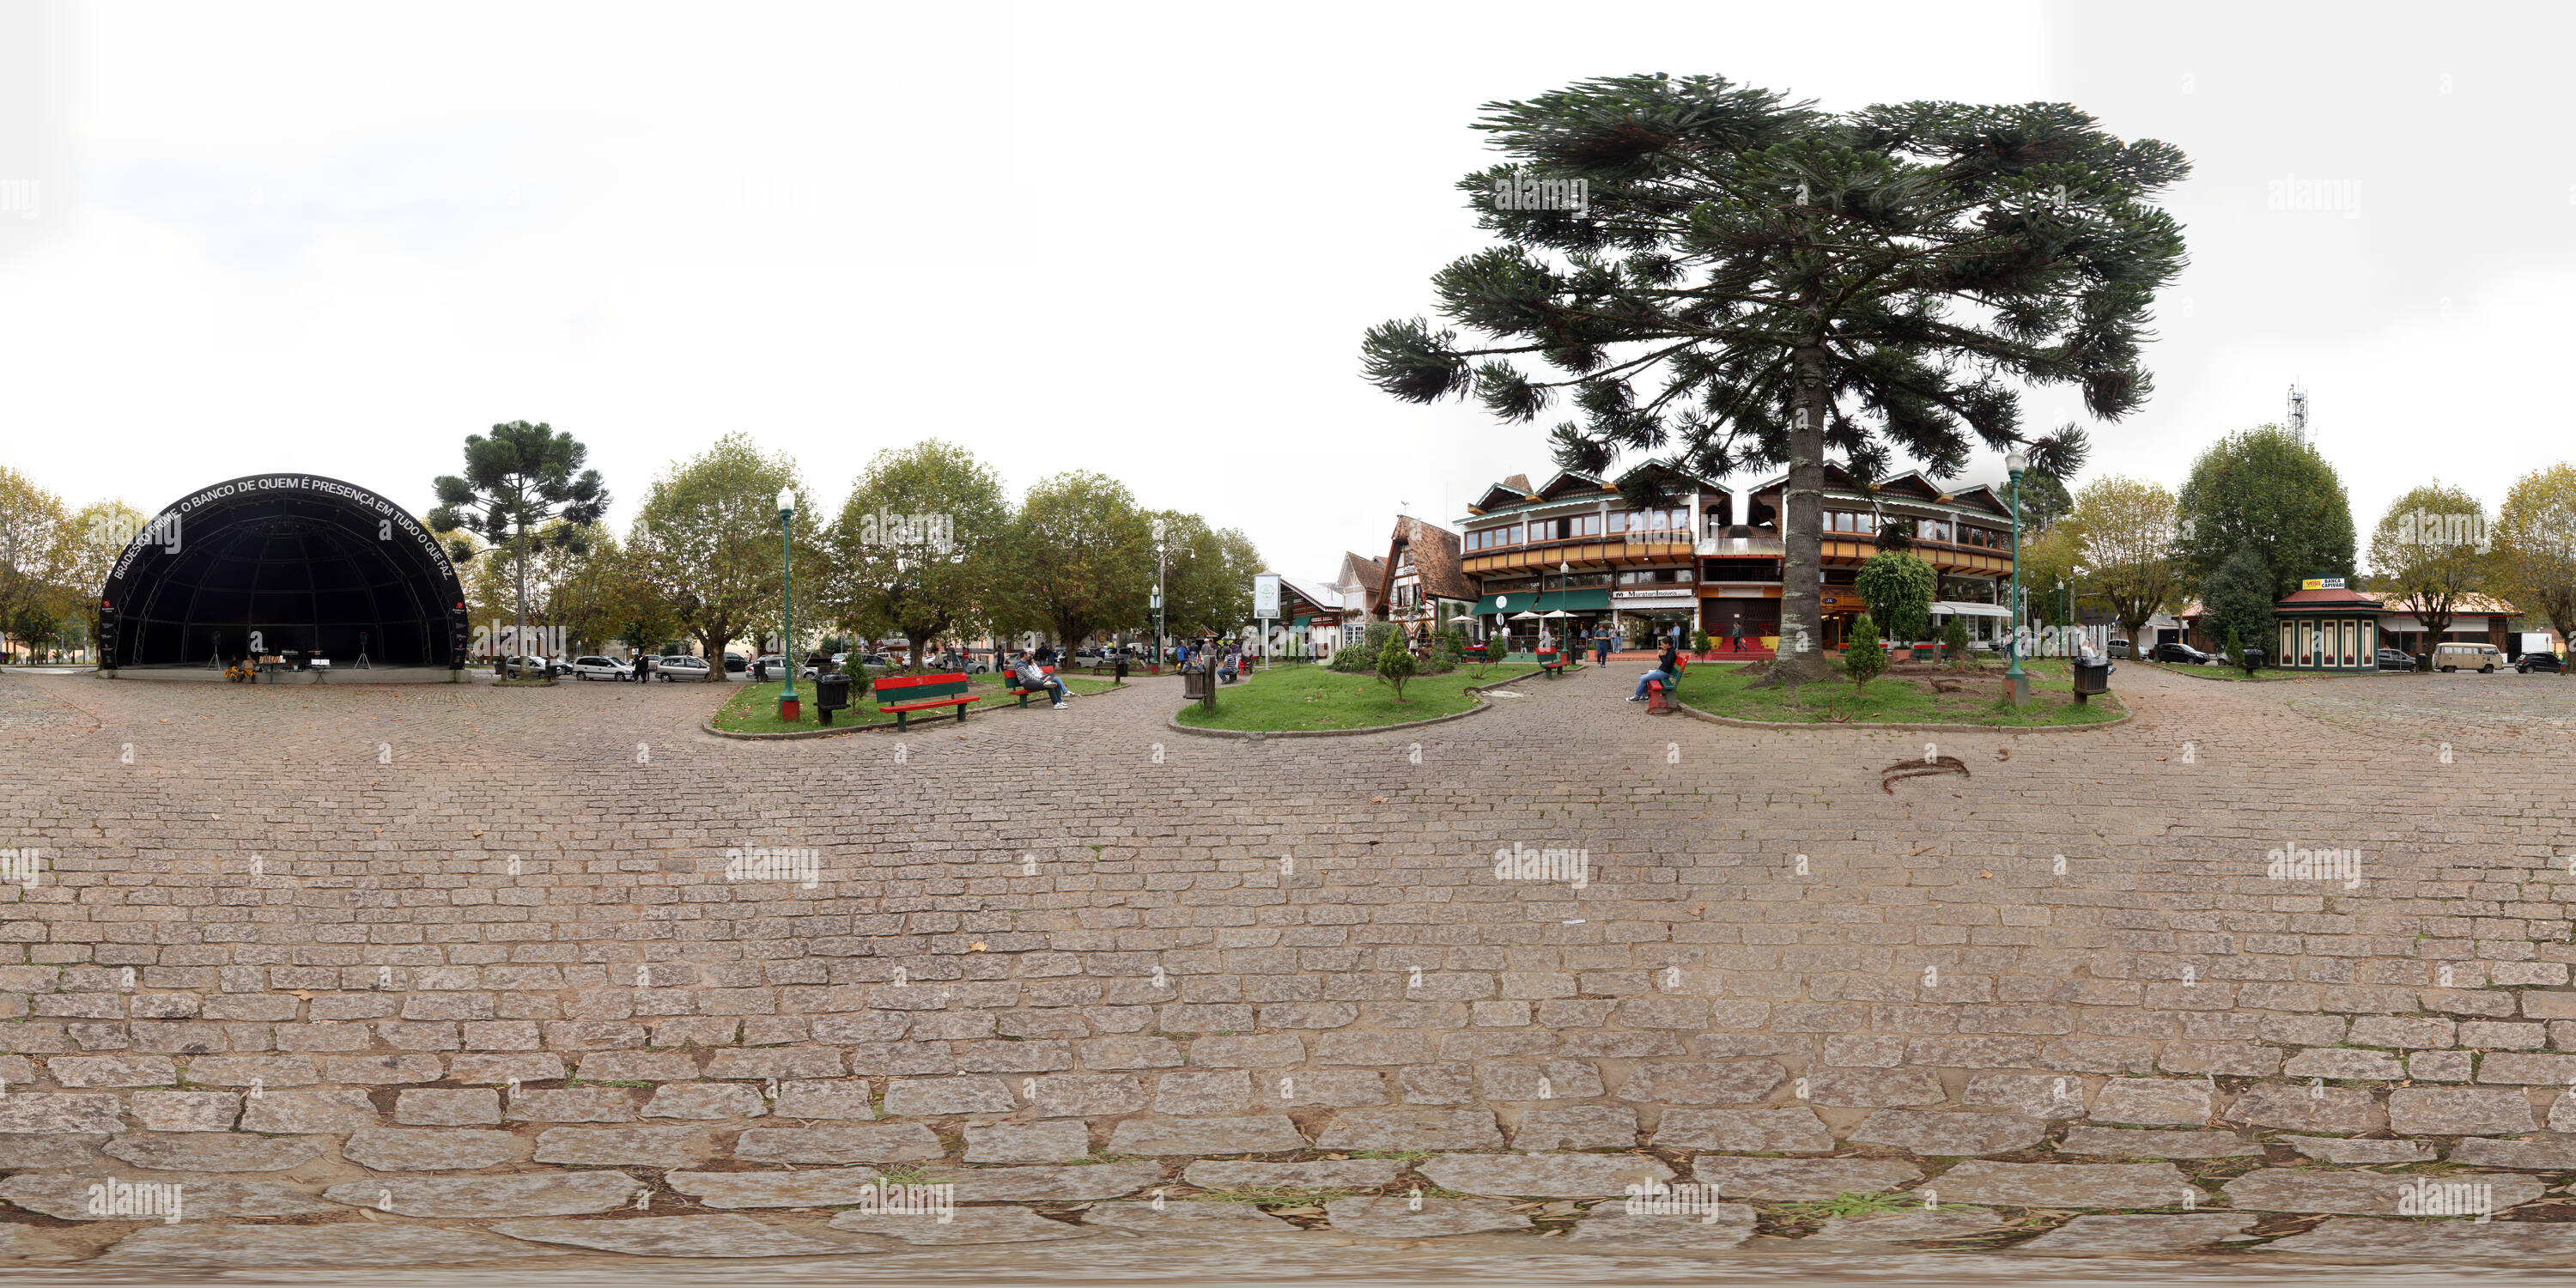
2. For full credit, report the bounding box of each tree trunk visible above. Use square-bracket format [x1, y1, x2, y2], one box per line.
[700, 623, 728, 680]
[513, 522, 530, 677]
[1753, 345, 1838, 687]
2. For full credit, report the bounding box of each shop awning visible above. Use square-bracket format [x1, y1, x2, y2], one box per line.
[1931, 600, 2011, 619]
[1537, 588, 1613, 612]
[1472, 594, 1533, 617]
[1290, 616, 1309, 631]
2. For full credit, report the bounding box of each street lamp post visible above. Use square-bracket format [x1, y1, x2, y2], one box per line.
[2005, 449, 2030, 707]
[1152, 519, 1168, 673]
[776, 487, 799, 721]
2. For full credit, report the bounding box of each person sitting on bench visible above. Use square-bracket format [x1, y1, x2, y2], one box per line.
[1014, 651, 1072, 709]
[1629, 641, 1680, 702]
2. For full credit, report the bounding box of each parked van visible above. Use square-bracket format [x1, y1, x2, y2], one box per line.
[2432, 641, 2505, 672]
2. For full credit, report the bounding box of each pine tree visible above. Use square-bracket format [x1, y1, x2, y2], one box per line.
[1844, 611, 1887, 692]
[1363, 75, 2188, 685]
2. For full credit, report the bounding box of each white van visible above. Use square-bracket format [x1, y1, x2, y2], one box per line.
[2432, 642, 2505, 673]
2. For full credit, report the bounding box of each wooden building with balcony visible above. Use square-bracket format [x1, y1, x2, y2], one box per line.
[1457, 467, 1721, 648]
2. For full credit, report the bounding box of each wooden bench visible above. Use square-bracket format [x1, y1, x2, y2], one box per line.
[1645, 677, 1673, 714]
[1539, 651, 1569, 678]
[875, 671, 979, 731]
[1008, 665, 1061, 708]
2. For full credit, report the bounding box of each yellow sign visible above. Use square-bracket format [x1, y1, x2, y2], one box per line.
[2301, 577, 2346, 591]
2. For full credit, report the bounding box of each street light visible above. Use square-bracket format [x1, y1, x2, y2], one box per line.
[2004, 448, 2030, 706]
[776, 487, 799, 721]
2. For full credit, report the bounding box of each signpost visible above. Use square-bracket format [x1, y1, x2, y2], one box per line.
[1254, 574, 1279, 671]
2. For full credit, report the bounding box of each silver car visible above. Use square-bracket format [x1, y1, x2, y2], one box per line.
[566, 655, 630, 681]
[652, 655, 713, 682]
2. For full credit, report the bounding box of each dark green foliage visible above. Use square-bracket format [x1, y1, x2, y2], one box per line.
[2177, 428, 2355, 598]
[1376, 629, 1417, 700]
[2200, 544, 2275, 671]
[1942, 615, 1971, 660]
[1855, 551, 1937, 641]
[1844, 612, 1887, 691]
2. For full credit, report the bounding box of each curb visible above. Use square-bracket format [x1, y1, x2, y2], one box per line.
[702, 677, 1138, 741]
[1672, 696, 2133, 735]
[1165, 666, 1549, 740]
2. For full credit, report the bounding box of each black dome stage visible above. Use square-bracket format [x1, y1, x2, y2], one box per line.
[100, 474, 469, 671]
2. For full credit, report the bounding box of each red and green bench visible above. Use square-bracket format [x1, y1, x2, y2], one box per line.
[1007, 665, 1060, 708]
[1539, 651, 1569, 677]
[874, 671, 979, 731]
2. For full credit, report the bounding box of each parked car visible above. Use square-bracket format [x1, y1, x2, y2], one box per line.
[750, 653, 787, 681]
[721, 652, 748, 673]
[566, 655, 630, 681]
[501, 655, 554, 677]
[2432, 641, 2505, 673]
[859, 653, 892, 669]
[654, 655, 713, 682]
[2106, 638, 2131, 659]
[2376, 647, 2417, 671]
[2151, 641, 2213, 665]
[2516, 650, 2565, 674]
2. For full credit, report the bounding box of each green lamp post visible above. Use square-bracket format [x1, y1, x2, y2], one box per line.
[776, 486, 799, 721]
[2005, 448, 2030, 707]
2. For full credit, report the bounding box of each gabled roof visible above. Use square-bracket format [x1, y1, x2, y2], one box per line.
[1275, 574, 1344, 614]
[1611, 459, 1729, 495]
[1871, 472, 1946, 503]
[2378, 590, 2519, 617]
[1468, 481, 1536, 513]
[1533, 470, 1616, 502]
[1947, 485, 2014, 519]
[1383, 515, 1475, 603]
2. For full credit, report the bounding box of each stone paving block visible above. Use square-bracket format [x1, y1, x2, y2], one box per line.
[1510, 1104, 1637, 1150]
[1810, 1210, 2011, 1245]
[1809, 1067, 1946, 1109]
[830, 1206, 1089, 1243]
[1613, 1060, 1788, 1105]
[104, 1133, 320, 1172]
[1926, 1161, 2193, 1209]
[734, 1124, 943, 1163]
[1108, 1115, 1307, 1156]
[666, 1169, 884, 1208]
[2015, 1213, 2255, 1255]
[324, 1173, 647, 1218]
[642, 1082, 768, 1120]
[1271, 1068, 1387, 1108]
[1152, 1070, 1254, 1115]
[398, 1088, 503, 1127]
[1083, 1199, 1304, 1234]
[240, 1089, 380, 1133]
[2477, 1054, 2576, 1084]
[1183, 1159, 1406, 1190]
[1960, 1072, 2087, 1120]
[2054, 1127, 2260, 1158]
[0, 1092, 120, 1133]
[343, 1127, 522, 1171]
[2281, 1048, 2405, 1080]
[3, 1176, 336, 1218]
[2388, 1087, 2537, 1136]
[46, 1054, 177, 1087]
[1033, 1074, 1147, 1117]
[128, 1091, 240, 1133]
[2221, 1084, 2377, 1134]
[884, 1075, 1017, 1116]
[575, 1052, 702, 1082]
[1653, 1107, 1832, 1151]
[2409, 1050, 2474, 1082]
[1324, 1195, 1529, 1238]
[927, 1161, 1167, 1201]
[1415, 1152, 1673, 1197]
[492, 1214, 850, 1258]
[965, 1120, 1090, 1164]
[1315, 1108, 1503, 1151]
[532, 1125, 717, 1168]
[1481, 1060, 1605, 1101]
[2087, 1078, 2214, 1127]
[704, 1047, 846, 1080]
[1563, 1204, 1757, 1250]
[2221, 1168, 2543, 1214]
[2291, 1137, 2433, 1164]
[1692, 1157, 1923, 1200]
[450, 1054, 568, 1084]
[96, 1224, 568, 1267]
[0, 1133, 107, 1170]
[505, 1087, 640, 1123]
[773, 1079, 877, 1119]
[2258, 1218, 2576, 1260]
[1184, 1035, 1305, 1067]
[1845, 1110, 2046, 1155]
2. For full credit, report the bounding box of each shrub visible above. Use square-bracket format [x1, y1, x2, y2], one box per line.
[1692, 629, 1713, 655]
[1376, 629, 1417, 701]
[1856, 551, 1937, 643]
[1941, 616, 1970, 663]
[1844, 612, 1887, 692]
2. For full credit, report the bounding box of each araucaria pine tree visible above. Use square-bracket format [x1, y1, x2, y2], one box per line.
[430, 422, 609, 672]
[1363, 75, 2189, 685]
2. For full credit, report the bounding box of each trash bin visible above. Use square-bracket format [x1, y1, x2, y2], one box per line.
[813, 672, 853, 726]
[2072, 659, 2112, 702]
[1182, 668, 1210, 700]
[2244, 647, 2266, 672]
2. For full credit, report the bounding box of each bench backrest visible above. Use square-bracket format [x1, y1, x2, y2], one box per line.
[876, 671, 972, 702]
[1539, 651, 1559, 664]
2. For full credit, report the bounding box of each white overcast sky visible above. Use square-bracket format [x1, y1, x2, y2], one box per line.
[0, 2, 2566, 581]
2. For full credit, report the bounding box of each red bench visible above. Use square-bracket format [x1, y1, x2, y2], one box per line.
[1646, 677, 1673, 714]
[1539, 651, 1569, 677]
[874, 671, 978, 731]
[1008, 665, 1060, 708]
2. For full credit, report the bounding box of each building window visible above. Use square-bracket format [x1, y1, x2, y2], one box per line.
[1571, 513, 1601, 538]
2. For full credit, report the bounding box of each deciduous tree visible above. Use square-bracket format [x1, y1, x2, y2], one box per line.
[629, 434, 817, 679]
[2074, 475, 2182, 652]
[827, 440, 1010, 665]
[2494, 464, 2576, 657]
[1009, 472, 1149, 651]
[2368, 482, 2493, 666]
[2174, 425, 2354, 596]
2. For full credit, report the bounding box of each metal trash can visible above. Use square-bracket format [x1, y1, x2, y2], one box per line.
[2244, 647, 2266, 672]
[2072, 659, 2112, 702]
[813, 672, 853, 726]
[1182, 668, 1211, 700]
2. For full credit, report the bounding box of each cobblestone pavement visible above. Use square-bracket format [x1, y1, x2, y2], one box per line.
[0, 662, 2573, 1274]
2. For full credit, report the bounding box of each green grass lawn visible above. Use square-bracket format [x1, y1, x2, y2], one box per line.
[1671, 655, 2123, 726]
[1173, 660, 1494, 732]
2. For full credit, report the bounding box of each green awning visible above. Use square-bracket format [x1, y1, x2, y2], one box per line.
[1290, 616, 1309, 630]
[1472, 594, 1523, 617]
[1538, 589, 1613, 612]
